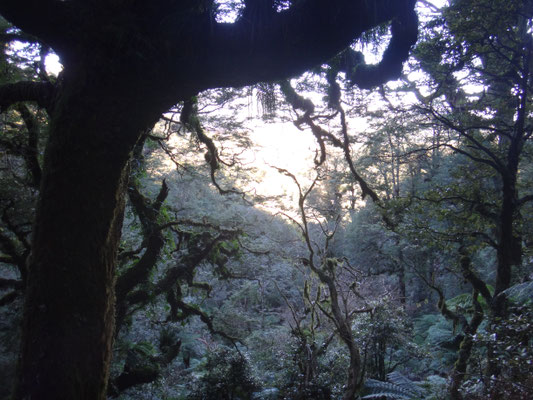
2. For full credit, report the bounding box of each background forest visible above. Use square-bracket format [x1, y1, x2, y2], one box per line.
[1, 0, 532, 399]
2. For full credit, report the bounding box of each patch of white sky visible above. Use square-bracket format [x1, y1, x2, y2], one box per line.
[214, 0, 243, 23]
[158, 92, 318, 211]
[44, 53, 62, 75]
[214, 0, 291, 23]
[244, 120, 317, 206]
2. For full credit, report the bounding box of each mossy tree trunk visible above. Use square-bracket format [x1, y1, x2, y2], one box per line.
[13, 73, 167, 399]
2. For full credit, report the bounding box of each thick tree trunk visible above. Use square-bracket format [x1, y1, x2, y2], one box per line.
[493, 176, 520, 316]
[12, 77, 165, 399]
[487, 173, 520, 380]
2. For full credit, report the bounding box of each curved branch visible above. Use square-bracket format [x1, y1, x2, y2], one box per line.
[172, 296, 239, 343]
[180, 98, 220, 172]
[0, 81, 55, 113]
[519, 194, 533, 206]
[115, 178, 169, 331]
[342, 7, 419, 89]
[459, 251, 492, 304]
[428, 107, 506, 173]
[0, 290, 19, 306]
[188, 0, 417, 88]
[180, 97, 248, 198]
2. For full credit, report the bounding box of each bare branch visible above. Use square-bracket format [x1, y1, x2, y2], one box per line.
[428, 108, 505, 173]
[180, 96, 250, 200]
[459, 250, 493, 304]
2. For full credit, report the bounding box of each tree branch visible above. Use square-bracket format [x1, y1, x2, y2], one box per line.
[0, 290, 19, 306]
[0, 81, 55, 113]
[185, 0, 417, 89]
[0, 277, 23, 289]
[341, 7, 419, 89]
[458, 250, 492, 304]
[518, 194, 533, 206]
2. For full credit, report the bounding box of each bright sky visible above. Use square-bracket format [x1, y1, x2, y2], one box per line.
[44, 54, 62, 75]
[244, 120, 317, 201]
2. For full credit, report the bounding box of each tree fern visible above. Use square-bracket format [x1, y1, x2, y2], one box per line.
[502, 281, 533, 305]
[362, 372, 426, 400]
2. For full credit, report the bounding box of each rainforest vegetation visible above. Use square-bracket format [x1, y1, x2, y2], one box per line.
[0, 0, 532, 399]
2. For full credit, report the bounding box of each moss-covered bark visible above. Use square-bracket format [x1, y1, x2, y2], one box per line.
[12, 74, 164, 399]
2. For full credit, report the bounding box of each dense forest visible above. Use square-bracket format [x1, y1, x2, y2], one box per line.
[0, 0, 532, 399]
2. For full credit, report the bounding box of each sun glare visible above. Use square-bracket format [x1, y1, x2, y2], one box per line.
[246, 121, 316, 194]
[45, 54, 63, 76]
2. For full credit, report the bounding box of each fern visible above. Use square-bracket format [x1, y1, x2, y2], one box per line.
[502, 281, 533, 305]
[362, 372, 426, 400]
[387, 372, 426, 398]
[131, 341, 157, 357]
[362, 380, 415, 399]
[446, 293, 473, 312]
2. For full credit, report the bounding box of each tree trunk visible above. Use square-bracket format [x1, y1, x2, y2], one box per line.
[487, 171, 520, 380]
[396, 245, 406, 305]
[342, 326, 363, 400]
[449, 293, 484, 400]
[326, 279, 362, 400]
[12, 76, 165, 399]
[493, 175, 520, 316]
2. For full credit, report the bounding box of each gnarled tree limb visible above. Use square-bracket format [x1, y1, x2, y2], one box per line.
[0, 81, 55, 113]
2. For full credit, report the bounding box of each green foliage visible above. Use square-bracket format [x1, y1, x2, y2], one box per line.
[446, 290, 492, 314]
[464, 305, 533, 399]
[413, 313, 457, 372]
[115, 340, 157, 361]
[352, 297, 419, 379]
[271, 328, 349, 399]
[503, 281, 533, 306]
[189, 346, 260, 400]
[419, 375, 448, 400]
[209, 238, 242, 268]
[1, 1, 532, 398]
[362, 372, 426, 400]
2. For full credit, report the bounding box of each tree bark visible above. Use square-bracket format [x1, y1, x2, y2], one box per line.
[326, 276, 362, 400]
[12, 76, 165, 399]
[449, 292, 484, 400]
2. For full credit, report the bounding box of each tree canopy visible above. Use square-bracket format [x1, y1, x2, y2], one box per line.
[0, 1, 419, 399]
[2, 0, 531, 399]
